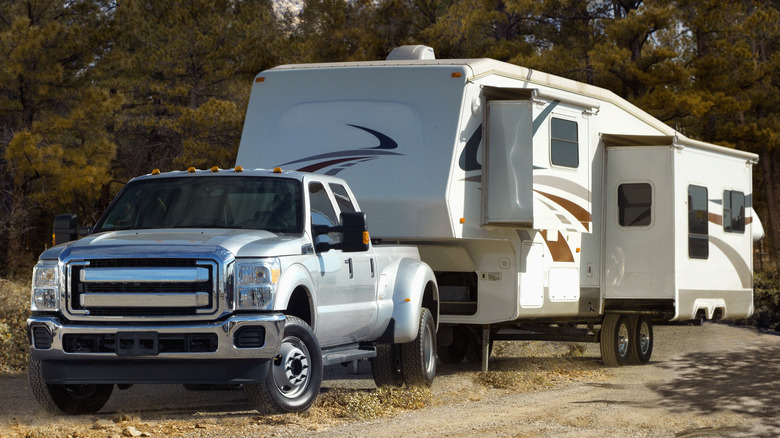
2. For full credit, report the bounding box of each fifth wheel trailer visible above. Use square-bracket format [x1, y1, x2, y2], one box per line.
[236, 45, 763, 368]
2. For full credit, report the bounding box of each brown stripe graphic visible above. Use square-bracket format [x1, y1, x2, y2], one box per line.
[535, 190, 591, 230]
[541, 230, 575, 262]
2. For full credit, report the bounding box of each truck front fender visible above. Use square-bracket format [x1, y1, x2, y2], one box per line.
[381, 258, 438, 344]
[274, 262, 317, 330]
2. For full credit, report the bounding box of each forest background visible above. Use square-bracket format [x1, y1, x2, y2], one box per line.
[0, 0, 779, 280]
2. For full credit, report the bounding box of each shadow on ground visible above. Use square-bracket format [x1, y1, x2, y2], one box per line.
[650, 343, 780, 435]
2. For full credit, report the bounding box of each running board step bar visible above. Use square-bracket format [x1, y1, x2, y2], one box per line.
[321, 344, 376, 366]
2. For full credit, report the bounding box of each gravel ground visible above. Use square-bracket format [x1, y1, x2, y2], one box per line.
[1, 322, 778, 437]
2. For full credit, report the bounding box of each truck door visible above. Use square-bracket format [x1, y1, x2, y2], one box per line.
[308, 182, 377, 347]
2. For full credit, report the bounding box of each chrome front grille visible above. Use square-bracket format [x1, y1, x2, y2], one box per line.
[67, 258, 220, 318]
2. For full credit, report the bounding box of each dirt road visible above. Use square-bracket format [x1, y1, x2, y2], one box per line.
[2, 323, 778, 437]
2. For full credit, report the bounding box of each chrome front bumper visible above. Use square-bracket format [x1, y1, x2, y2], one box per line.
[27, 313, 285, 361]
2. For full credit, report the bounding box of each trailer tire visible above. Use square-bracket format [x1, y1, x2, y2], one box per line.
[437, 327, 467, 364]
[600, 313, 631, 367]
[371, 344, 403, 387]
[244, 316, 323, 415]
[628, 315, 653, 364]
[29, 357, 113, 415]
[400, 307, 436, 386]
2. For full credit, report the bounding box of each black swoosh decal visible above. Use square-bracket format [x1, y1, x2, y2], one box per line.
[281, 124, 401, 167]
[347, 124, 398, 149]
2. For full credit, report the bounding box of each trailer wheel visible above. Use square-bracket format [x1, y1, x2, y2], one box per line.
[371, 344, 403, 387]
[437, 326, 467, 364]
[400, 307, 437, 386]
[29, 357, 113, 415]
[244, 316, 323, 414]
[600, 313, 631, 367]
[628, 315, 653, 364]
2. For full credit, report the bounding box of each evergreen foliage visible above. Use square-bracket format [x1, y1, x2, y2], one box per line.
[0, 0, 778, 276]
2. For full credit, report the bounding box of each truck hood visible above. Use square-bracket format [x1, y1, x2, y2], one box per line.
[41, 229, 307, 262]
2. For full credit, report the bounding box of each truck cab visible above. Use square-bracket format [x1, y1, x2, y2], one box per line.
[28, 167, 438, 415]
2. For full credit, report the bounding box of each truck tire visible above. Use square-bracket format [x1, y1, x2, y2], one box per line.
[28, 357, 113, 415]
[628, 315, 653, 364]
[400, 307, 436, 386]
[371, 344, 403, 387]
[244, 316, 323, 415]
[600, 313, 631, 367]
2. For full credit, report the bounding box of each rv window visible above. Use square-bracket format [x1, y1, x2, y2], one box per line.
[550, 118, 578, 168]
[329, 183, 356, 213]
[723, 190, 745, 233]
[688, 185, 708, 259]
[618, 183, 652, 227]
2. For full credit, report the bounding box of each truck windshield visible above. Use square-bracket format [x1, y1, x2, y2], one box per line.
[94, 176, 303, 234]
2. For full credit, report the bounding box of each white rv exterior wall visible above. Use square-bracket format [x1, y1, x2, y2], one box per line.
[238, 57, 759, 325]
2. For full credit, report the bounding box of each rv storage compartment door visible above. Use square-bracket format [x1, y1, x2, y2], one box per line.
[482, 101, 533, 227]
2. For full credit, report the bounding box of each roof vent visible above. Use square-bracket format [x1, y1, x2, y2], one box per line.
[386, 45, 435, 61]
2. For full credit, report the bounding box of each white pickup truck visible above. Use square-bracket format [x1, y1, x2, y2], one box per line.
[26, 167, 439, 415]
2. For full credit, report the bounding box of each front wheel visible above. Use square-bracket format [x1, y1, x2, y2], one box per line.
[400, 307, 436, 386]
[29, 357, 113, 415]
[244, 316, 323, 415]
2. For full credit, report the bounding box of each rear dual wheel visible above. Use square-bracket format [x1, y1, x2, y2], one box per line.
[600, 313, 654, 367]
[372, 307, 436, 387]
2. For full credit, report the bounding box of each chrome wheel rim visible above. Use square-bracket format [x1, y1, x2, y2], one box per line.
[272, 336, 310, 399]
[638, 321, 651, 355]
[423, 324, 435, 376]
[617, 322, 629, 357]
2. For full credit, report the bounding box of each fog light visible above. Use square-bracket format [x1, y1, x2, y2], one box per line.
[238, 286, 272, 308]
[33, 288, 57, 309]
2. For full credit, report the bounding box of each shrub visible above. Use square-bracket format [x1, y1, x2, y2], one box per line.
[0, 279, 30, 372]
[742, 270, 780, 331]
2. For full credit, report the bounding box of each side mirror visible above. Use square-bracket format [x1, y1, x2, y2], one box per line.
[52, 214, 92, 245]
[313, 212, 370, 253]
[340, 212, 370, 253]
[52, 214, 79, 245]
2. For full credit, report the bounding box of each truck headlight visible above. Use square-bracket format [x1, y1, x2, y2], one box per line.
[235, 258, 280, 310]
[32, 261, 60, 311]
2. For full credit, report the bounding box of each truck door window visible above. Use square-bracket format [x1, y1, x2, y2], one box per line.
[309, 182, 341, 244]
[723, 190, 745, 233]
[550, 117, 579, 168]
[688, 185, 708, 259]
[329, 183, 356, 213]
[618, 183, 652, 227]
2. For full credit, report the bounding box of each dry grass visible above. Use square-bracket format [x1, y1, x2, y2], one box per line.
[0, 278, 30, 373]
[474, 340, 607, 391]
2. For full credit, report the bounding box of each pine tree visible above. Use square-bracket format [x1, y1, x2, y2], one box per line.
[0, 0, 119, 275]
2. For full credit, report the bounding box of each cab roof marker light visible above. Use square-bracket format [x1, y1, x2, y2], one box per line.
[273, 167, 282, 173]
[234, 166, 244, 172]
[211, 166, 219, 173]
[151, 169, 160, 175]
[187, 167, 196, 173]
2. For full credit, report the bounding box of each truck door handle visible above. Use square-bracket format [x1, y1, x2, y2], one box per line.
[370, 258, 375, 278]
[345, 258, 353, 279]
